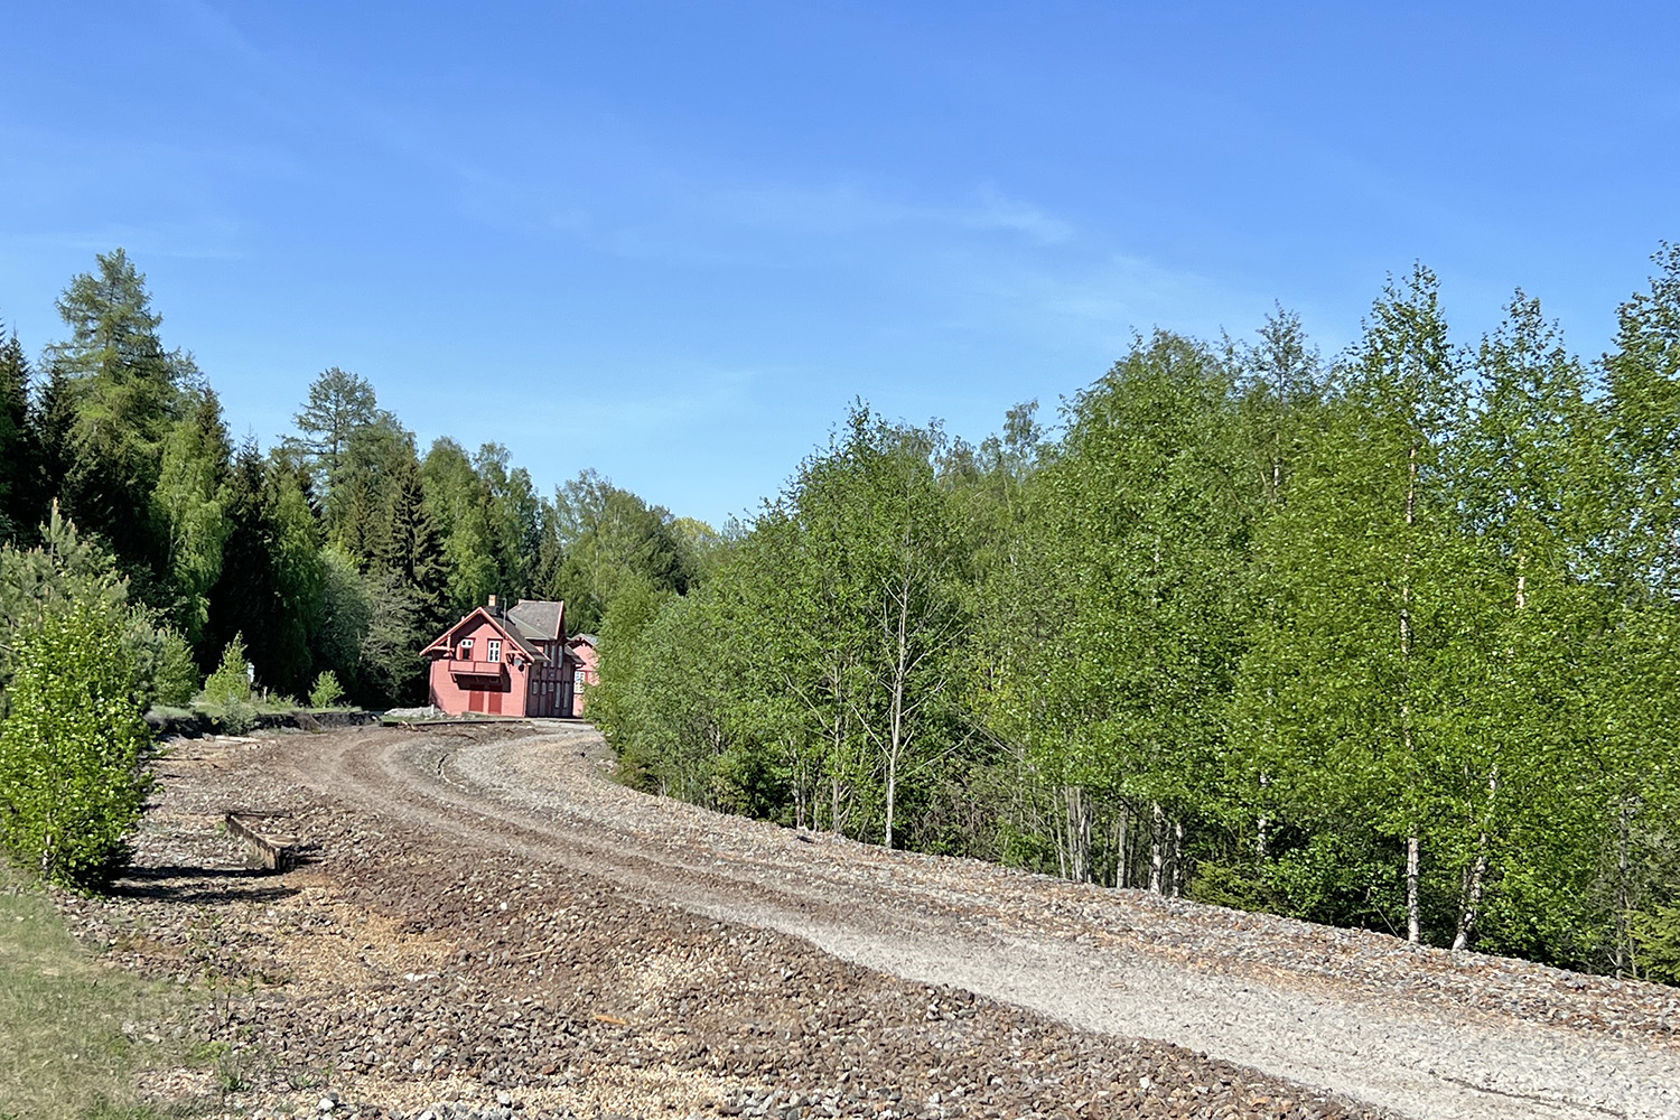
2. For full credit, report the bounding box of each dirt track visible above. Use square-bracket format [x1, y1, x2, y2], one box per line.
[64, 722, 1680, 1119]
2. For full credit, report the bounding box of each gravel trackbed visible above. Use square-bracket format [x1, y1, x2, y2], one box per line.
[60, 722, 1680, 1120]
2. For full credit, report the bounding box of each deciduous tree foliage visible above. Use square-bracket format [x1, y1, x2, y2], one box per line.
[5, 244, 1680, 978]
[0, 564, 155, 887]
[598, 254, 1680, 984]
[0, 248, 719, 889]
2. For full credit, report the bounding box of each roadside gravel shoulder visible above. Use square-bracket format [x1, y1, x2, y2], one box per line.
[466, 724, 1680, 1052]
[45, 722, 1680, 1120]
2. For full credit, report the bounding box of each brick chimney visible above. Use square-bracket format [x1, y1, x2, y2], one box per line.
[487, 594, 498, 611]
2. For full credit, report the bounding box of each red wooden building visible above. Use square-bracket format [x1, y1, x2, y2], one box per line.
[567, 633, 599, 715]
[422, 596, 584, 718]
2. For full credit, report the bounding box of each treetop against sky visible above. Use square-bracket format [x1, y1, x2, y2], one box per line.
[1, 1, 1676, 526]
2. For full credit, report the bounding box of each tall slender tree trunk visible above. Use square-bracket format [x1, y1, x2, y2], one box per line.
[1149, 802, 1165, 894]
[1453, 766, 1498, 951]
[790, 737, 808, 830]
[883, 566, 912, 851]
[1405, 836, 1421, 943]
[1171, 818, 1185, 897]
[1257, 770, 1272, 860]
[1401, 440, 1421, 945]
[883, 759, 897, 849]
[1456, 555, 1525, 952]
[1615, 800, 1634, 977]
[1062, 785, 1091, 882]
[1115, 802, 1131, 888]
[829, 700, 843, 835]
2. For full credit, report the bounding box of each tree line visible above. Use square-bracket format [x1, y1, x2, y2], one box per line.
[594, 249, 1680, 984]
[0, 249, 704, 884]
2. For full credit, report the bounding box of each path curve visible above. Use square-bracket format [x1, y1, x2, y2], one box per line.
[277, 722, 1680, 1120]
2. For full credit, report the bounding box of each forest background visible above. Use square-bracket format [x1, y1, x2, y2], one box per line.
[3, 246, 1680, 984]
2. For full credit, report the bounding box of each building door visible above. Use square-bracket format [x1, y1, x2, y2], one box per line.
[488, 685, 502, 716]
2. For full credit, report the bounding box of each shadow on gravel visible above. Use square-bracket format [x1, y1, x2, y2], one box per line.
[111, 864, 301, 906]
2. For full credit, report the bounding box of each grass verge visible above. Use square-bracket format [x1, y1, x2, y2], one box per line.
[0, 864, 200, 1119]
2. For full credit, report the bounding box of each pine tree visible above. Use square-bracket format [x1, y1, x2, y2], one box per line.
[327, 414, 413, 562]
[284, 366, 381, 495]
[45, 249, 192, 586]
[420, 437, 497, 612]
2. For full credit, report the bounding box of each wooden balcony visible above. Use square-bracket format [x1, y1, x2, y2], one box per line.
[448, 659, 506, 679]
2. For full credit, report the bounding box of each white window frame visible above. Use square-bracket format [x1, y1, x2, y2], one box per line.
[487, 638, 502, 663]
[459, 637, 474, 659]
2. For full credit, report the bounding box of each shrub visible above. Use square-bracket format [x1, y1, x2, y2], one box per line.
[196, 635, 256, 733]
[1631, 904, 1680, 985]
[0, 599, 152, 887]
[0, 504, 195, 715]
[134, 624, 198, 708]
[307, 671, 346, 709]
[200, 635, 253, 707]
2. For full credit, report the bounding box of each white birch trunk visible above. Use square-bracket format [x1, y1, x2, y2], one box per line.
[1616, 802, 1633, 977]
[1171, 818, 1185, 898]
[1406, 836, 1421, 944]
[1402, 440, 1421, 945]
[1061, 785, 1091, 882]
[1149, 802, 1165, 894]
[1453, 764, 1501, 951]
[1115, 802, 1130, 888]
[883, 565, 912, 851]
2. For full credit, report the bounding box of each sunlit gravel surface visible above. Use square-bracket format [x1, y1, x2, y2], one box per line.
[52, 722, 1680, 1120]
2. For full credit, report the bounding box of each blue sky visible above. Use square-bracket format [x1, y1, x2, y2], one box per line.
[2, 2, 1676, 527]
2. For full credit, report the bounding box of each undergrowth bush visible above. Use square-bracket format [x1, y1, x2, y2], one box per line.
[307, 670, 345, 709]
[1632, 904, 1680, 984]
[196, 635, 256, 733]
[0, 599, 152, 887]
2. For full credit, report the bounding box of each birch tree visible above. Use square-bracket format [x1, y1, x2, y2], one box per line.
[1594, 244, 1680, 974]
[1448, 294, 1595, 951]
[1237, 268, 1463, 941]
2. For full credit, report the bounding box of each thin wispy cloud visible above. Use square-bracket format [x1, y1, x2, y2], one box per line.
[1, 221, 247, 262]
[703, 180, 1074, 247]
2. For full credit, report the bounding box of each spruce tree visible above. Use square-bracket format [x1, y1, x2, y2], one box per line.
[376, 456, 450, 634]
[201, 442, 314, 696]
[152, 388, 232, 646]
[28, 365, 76, 533]
[0, 325, 34, 541]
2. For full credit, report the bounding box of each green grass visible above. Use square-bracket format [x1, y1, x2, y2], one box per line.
[0, 865, 201, 1119]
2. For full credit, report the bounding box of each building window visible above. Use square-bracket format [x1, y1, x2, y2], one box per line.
[459, 638, 474, 659]
[487, 639, 501, 663]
